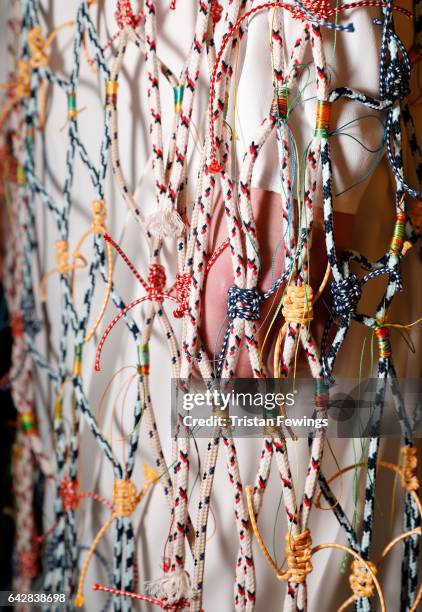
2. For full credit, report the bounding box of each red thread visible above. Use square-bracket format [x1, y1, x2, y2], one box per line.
[147, 264, 167, 301]
[205, 238, 230, 275]
[92, 584, 190, 609]
[104, 232, 149, 290]
[173, 273, 192, 318]
[59, 477, 80, 512]
[211, 0, 223, 23]
[19, 549, 38, 580]
[115, 0, 142, 29]
[10, 311, 24, 338]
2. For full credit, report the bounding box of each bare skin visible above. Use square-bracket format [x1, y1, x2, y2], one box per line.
[200, 188, 354, 377]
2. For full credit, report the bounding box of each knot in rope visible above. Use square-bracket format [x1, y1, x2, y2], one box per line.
[376, 23, 411, 100]
[21, 296, 41, 337]
[55, 240, 69, 273]
[292, 0, 329, 20]
[401, 446, 419, 492]
[211, 0, 223, 23]
[113, 479, 138, 517]
[173, 273, 192, 318]
[59, 477, 80, 512]
[91, 200, 107, 234]
[349, 559, 378, 599]
[115, 0, 141, 30]
[282, 285, 313, 325]
[15, 60, 31, 99]
[227, 286, 260, 321]
[147, 264, 166, 301]
[19, 549, 38, 580]
[284, 529, 313, 584]
[330, 275, 361, 318]
[10, 311, 24, 339]
[28, 26, 49, 68]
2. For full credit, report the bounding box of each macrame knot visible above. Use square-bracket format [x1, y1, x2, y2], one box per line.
[147, 264, 167, 301]
[401, 446, 419, 492]
[227, 286, 260, 321]
[330, 275, 361, 318]
[349, 559, 377, 600]
[115, 0, 141, 30]
[28, 26, 49, 68]
[173, 273, 192, 318]
[284, 529, 313, 584]
[282, 285, 313, 325]
[113, 479, 138, 517]
[292, 0, 329, 20]
[18, 549, 38, 581]
[15, 60, 31, 99]
[10, 311, 24, 338]
[59, 477, 80, 512]
[91, 200, 107, 234]
[146, 205, 185, 239]
[55, 240, 69, 273]
[211, 0, 223, 23]
[21, 296, 41, 337]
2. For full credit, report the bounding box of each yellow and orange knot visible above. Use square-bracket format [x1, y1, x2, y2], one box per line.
[74, 464, 159, 608]
[39, 201, 113, 341]
[70, 200, 114, 342]
[246, 481, 388, 611]
[0, 22, 74, 132]
[313, 455, 422, 611]
[39, 239, 87, 301]
[349, 559, 378, 600]
[401, 446, 419, 492]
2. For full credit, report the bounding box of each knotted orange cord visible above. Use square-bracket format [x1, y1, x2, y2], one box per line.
[27, 22, 74, 129]
[273, 262, 331, 377]
[314, 455, 422, 611]
[74, 464, 159, 608]
[39, 239, 87, 301]
[70, 200, 114, 342]
[245, 484, 386, 610]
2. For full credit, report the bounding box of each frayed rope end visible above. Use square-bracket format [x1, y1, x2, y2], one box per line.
[146, 206, 185, 239]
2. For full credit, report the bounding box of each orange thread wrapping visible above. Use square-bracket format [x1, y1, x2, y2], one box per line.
[315, 100, 331, 138]
[401, 446, 419, 492]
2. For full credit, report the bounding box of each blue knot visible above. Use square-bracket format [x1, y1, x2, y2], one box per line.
[330, 274, 361, 318]
[21, 296, 41, 338]
[227, 286, 260, 321]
